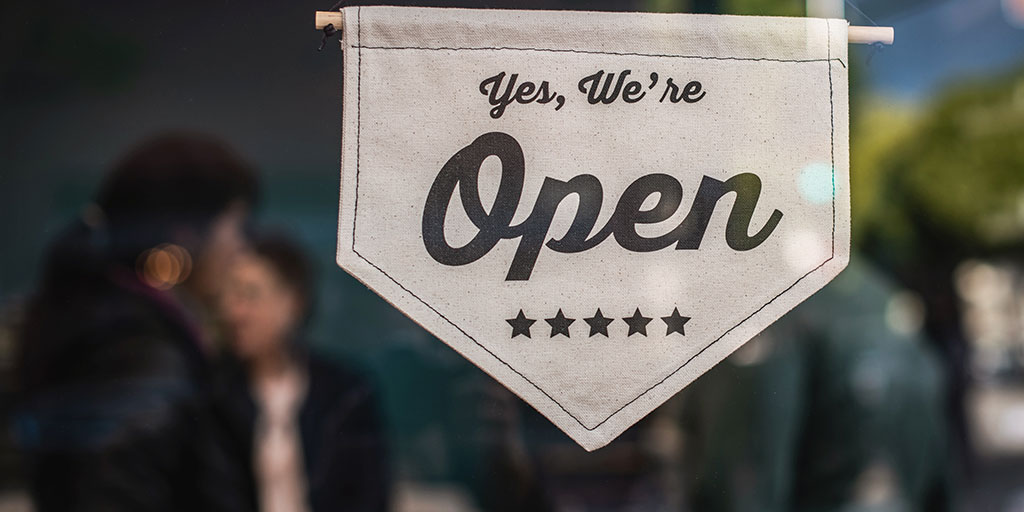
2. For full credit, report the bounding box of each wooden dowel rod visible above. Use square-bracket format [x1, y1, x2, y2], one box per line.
[316, 11, 343, 30]
[848, 25, 894, 45]
[314, 11, 893, 45]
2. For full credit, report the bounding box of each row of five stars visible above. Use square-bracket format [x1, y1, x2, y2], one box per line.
[506, 308, 691, 339]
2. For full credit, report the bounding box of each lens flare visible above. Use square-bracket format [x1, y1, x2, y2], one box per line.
[798, 162, 836, 205]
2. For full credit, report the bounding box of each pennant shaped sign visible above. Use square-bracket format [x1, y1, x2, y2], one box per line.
[335, 6, 849, 451]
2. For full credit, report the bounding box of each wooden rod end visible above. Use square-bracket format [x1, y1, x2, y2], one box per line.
[848, 25, 894, 45]
[316, 11, 344, 30]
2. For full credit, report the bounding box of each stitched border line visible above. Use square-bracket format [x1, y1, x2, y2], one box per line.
[352, 7, 361, 252]
[348, 11, 839, 432]
[354, 44, 847, 68]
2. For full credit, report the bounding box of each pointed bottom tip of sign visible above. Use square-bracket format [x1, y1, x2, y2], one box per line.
[570, 433, 614, 452]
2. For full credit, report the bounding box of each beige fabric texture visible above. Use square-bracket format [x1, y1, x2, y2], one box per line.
[335, 6, 850, 451]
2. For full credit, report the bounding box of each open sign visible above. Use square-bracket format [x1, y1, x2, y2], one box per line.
[335, 6, 850, 450]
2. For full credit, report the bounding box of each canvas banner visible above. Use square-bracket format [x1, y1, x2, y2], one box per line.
[336, 6, 850, 451]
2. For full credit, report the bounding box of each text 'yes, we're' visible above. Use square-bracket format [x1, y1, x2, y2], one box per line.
[479, 70, 706, 119]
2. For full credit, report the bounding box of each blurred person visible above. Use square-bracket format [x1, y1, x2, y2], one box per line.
[447, 373, 554, 512]
[214, 232, 390, 512]
[678, 257, 955, 512]
[11, 133, 260, 511]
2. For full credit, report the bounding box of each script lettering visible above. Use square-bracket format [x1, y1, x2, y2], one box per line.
[422, 132, 783, 281]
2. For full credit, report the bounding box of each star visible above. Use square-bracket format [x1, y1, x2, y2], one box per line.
[506, 310, 536, 338]
[583, 308, 614, 337]
[545, 309, 575, 338]
[623, 308, 653, 337]
[662, 307, 691, 336]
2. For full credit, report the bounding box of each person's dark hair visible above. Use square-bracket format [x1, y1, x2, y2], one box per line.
[249, 231, 317, 324]
[17, 132, 259, 392]
[98, 132, 258, 223]
[95, 132, 259, 261]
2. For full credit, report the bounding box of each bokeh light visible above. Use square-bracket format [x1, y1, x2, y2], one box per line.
[137, 244, 193, 290]
[798, 162, 836, 205]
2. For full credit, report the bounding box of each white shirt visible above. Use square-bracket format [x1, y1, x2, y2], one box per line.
[253, 366, 310, 512]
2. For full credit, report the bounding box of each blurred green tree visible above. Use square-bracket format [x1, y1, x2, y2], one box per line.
[857, 66, 1024, 478]
[863, 66, 1024, 258]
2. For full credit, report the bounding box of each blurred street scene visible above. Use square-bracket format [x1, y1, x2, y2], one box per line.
[3, 0, 1024, 511]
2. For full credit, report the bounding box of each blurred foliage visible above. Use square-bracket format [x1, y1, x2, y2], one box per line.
[721, 0, 803, 16]
[858, 66, 1024, 260]
[901, 69, 1024, 247]
[849, 99, 919, 246]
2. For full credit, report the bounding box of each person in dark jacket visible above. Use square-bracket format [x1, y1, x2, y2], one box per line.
[679, 258, 954, 512]
[215, 232, 390, 512]
[13, 132, 260, 511]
